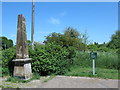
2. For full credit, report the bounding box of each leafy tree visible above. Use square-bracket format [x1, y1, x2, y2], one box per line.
[107, 30, 120, 49]
[87, 43, 97, 51]
[27, 40, 31, 46]
[44, 32, 61, 44]
[94, 42, 99, 46]
[0, 36, 13, 50]
[64, 27, 80, 38]
[44, 28, 86, 51]
[87, 42, 110, 52]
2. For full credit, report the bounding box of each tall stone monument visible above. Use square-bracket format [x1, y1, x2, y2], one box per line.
[13, 14, 32, 80]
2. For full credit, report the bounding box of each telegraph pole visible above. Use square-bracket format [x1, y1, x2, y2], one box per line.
[31, 0, 35, 50]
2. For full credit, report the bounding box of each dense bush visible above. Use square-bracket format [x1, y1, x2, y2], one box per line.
[2, 43, 76, 76]
[2, 47, 16, 76]
[74, 51, 119, 70]
[44, 32, 86, 51]
[2, 43, 118, 76]
[29, 43, 76, 75]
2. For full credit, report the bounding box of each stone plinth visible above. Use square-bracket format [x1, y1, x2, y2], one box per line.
[13, 58, 32, 80]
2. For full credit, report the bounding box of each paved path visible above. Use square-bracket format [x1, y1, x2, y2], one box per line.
[38, 76, 119, 88]
[1, 76, 119, 88]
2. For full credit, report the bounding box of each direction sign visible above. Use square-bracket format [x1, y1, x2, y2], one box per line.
[90, 51, 97, 75]
[90, 52, 97, 59]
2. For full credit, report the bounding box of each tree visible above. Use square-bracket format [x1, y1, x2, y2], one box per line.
[87, 44, 97, 51]
[44, 32, 61, 44]
[64, 27, 80, 38]
[27, 40, 32, 46]
[108, 30, 120, 49]
[0, 36, 13, 50]
[81, 29, 89, 45]
[44, 28, 86, 51]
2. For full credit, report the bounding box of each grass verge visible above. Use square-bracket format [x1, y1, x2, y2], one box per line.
[0, 85, 16, 88]
[64, 66, 119, 79]
[42, 75, 55, 83]
[6, 73, 40, 83]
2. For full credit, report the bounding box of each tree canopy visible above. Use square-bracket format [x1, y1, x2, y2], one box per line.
[0, 36, 13, 50]
[107, 30, 120, 49]
[64, 27, 80, 38]
[44, 27, 86, 51]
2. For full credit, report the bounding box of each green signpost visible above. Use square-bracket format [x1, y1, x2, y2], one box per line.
[90, 52, 97, 75]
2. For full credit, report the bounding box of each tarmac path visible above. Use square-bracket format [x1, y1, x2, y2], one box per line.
[1, 76, 119, 88]
[38, 76, 119, 88]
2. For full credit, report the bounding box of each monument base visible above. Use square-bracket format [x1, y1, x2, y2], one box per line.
[13, 58, 32, 80]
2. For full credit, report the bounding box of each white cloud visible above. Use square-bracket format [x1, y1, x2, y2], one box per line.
[50, 17, 60, 24]
[10, 34, 16, 38]
[60, 12, 67, 17]
[37, 31, 51, 34]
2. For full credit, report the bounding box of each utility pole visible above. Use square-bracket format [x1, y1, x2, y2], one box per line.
[31, 0, 35, 50]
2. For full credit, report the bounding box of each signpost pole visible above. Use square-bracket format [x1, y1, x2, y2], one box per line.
[90, 51, 97, 75]
[92, 59, 95, 75]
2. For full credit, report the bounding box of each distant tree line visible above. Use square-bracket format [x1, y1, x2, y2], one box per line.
[1, 28, 120, 52]
[87, 30, 120, 52]
[0, 36, 13, 50]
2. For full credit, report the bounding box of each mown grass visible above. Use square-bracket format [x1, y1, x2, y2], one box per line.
[64, 66, 119, 79]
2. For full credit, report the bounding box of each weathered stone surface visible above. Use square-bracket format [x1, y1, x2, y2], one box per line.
[13, 14, 32, 80]
[13, 58, 32, 79]
[16, 14, 28, 59]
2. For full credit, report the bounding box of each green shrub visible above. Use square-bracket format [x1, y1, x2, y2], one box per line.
[73, 51, 91, 67]
[2, 47, 16, 76]
[2, 43, 76, 76]
[74, 51, 119, 70]
[96, 52, 118, 69]
[29, 42, 76, 75]
[2, 44, 118, 77]
[117, 48, 120, 69]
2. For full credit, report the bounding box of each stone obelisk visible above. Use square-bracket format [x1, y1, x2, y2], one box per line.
[13, 14, 32, 80]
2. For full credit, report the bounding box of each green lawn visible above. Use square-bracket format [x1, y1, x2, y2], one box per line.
[64, 66, 119, 79]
